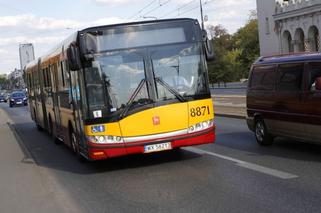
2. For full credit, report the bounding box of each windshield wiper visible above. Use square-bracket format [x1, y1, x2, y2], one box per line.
[155, 77, 187, 102]
[119, 79, 153, 119]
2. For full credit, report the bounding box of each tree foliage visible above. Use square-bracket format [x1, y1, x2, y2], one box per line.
[207, 11, 260, 83]
[0, 77, 6, 85]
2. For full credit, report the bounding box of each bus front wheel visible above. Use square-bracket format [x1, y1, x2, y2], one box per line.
[70, 129, 87, 162]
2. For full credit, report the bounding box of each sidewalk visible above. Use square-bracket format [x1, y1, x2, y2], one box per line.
[0, 108, 78, 213]
[212, 95, 246, 119]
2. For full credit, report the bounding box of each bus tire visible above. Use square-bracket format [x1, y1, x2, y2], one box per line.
[254, 118, 273, 146]
[36, 124, 43, 131]
[34, 110, 43, 131]
[54, 137, 62, 145]
[69, 128, 87, 162]
[48, 116, 53, 136]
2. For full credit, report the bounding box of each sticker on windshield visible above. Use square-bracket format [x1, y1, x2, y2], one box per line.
[110, 108, 117, 112]
[91, 125, 105, 133]
[93, 110, 102, 118]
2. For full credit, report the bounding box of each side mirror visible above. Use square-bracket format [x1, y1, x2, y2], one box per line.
[67, 44, 81, 71]
[202, 30, 215, 61]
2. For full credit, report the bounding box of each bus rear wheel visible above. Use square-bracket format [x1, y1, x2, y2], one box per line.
[48, 116, 53, 136]
[34, 110, 43, 131]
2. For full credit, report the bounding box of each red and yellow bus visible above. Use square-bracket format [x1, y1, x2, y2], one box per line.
[25, 18, 216, 161]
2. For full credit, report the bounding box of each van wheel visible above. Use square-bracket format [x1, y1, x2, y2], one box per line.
[254, 119, 273, 146]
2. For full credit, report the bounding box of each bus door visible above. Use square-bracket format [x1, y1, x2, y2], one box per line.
[38, 61, 48, 130]
[70, 70, 86, 150]
[51, 64, 62, 134]
[35, 67, 45, 128]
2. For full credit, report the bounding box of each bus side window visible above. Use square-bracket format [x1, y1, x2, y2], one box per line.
[60, 61, 65, 88]
[63, 61, 70, 88]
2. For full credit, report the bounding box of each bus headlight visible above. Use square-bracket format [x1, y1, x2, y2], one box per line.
[87, 135, 124, 144]
[188, 119, 214, 134]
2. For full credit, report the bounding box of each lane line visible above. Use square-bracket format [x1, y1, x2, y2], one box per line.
[184, 147, 298, 179]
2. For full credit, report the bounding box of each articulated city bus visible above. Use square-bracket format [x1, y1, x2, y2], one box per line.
[25, 18, 216, 161]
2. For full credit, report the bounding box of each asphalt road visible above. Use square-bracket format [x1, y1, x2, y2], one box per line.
[1, 104, 321, 213]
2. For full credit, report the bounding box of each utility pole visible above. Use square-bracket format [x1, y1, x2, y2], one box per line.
[200, 0, 204, 30]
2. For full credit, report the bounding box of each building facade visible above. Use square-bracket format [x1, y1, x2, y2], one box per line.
[19, 43, 35, 70]
[257, 0, 321, 56]
[8, 68, 25, 89]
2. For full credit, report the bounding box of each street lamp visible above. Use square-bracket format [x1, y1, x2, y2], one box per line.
[200, 0, 204, 30]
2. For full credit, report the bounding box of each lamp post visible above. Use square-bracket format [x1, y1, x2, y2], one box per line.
[200, 0, 204, 30]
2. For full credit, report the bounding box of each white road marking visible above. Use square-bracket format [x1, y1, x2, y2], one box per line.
[184, 147, 298, 179]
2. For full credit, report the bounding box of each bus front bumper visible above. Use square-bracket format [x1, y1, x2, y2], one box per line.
[87, 127, 215, 161]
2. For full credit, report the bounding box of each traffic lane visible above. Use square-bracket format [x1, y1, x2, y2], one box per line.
[2, 104, 321, 213]
[0, 102, 30, 123]
[199, 116, 321, 190]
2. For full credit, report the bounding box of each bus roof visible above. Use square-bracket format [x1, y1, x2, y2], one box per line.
[79, 18, 198, 34]
[24, 18, 198, 72]
[254, 52, 321, 65]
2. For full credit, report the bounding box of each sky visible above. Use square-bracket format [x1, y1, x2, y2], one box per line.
[0, 0, 256, 74]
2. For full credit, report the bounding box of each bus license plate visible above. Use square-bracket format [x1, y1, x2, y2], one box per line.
[144, 142, 172, 153]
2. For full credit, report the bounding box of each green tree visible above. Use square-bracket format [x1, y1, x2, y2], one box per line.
[0, 77, 6, 85]
[207, 25, 241, 84]
[232, 11, 260, 78]
[206, 11, 259, 84]
[0, 77, 8, 89]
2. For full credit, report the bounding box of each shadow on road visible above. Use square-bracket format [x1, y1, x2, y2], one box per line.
[11, 122, 202, 174]
[216, 131, 321, 162]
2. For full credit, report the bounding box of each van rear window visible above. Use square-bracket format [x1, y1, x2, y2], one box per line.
[250, 65, 276, 90]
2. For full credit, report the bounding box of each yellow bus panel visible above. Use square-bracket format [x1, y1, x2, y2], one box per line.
[188, 98, 214, 125]
[119, 103, 188, 137]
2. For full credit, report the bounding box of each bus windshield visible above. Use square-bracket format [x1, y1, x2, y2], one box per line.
[85, 50, 149, 115]
[151, 43, 208, 100]
[84, 43, 208, 120]
[82, 21, 208, 120]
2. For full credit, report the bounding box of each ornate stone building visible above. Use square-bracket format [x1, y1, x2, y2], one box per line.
[257, 0, 321, 56]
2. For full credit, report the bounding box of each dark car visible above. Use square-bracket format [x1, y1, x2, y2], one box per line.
[0, 95, 5, 103]
[247, 53, 321, 145]
[9, 92, 28, 107]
